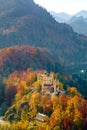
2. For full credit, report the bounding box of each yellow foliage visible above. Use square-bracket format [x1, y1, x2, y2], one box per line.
[59, 82, 63, 90]
[17, 80, 29, 95]
[73, 109, 82, 128]
[67, 87, 79, 97]
[29, 92, 40, 117]
[50, 108, 62, 128]
[28, 73, 37, 85]
[51, 94, 58, 110]
[34, 80, 42, 92]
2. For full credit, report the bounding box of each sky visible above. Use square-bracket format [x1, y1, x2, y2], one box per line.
[34, 0, 87, 14]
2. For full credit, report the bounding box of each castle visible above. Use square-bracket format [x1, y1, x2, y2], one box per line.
[37, 71, 59, 95]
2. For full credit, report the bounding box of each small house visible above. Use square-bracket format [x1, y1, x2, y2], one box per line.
[35, 113, 49, 122]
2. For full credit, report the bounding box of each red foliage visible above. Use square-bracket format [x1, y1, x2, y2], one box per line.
[63, 118, 73, 130]
[78, 100, 87, 118]
[43, 100, 53, 116]
[82, 118, 87, 130]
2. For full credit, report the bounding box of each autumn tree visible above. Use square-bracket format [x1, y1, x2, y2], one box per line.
[34, 80, 42, 92]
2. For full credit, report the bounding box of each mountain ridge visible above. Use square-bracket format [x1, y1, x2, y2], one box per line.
[50, 10, 87, 35]
[50, 11, 71, 23]
[75, 10, 87, 18]
[0, 0, 87, 72]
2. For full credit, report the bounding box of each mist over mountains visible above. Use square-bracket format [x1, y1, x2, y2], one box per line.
[50, 10, 87, 36]
[50, 11, 71, 23]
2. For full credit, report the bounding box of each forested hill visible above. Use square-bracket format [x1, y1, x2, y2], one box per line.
[0, 0, 87, 72]
[0, 46, 61, 77]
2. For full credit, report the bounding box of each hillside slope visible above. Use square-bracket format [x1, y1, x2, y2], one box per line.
[0, 46, 60, 77]
[0, 0, 87, 72]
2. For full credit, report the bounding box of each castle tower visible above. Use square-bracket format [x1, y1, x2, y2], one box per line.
[53, 79, 59, 95]
[42, 79, 44, 92]
[50, 72, 55, 80]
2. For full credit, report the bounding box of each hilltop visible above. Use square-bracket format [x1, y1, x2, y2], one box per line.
[0, 45, 61, 77]
[0, 69, 87, 130]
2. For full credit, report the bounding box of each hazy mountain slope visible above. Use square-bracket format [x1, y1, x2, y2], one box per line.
[51, 10, 87, 36]
[0, 0, 87, 72]
[68, 16, 87, 35]
[50, 11, 72, 23]
[69, 20, 87, 35]
[75, 10, 87, 18]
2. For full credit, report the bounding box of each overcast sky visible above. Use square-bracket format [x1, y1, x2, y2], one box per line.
[34, 0, 87, 14]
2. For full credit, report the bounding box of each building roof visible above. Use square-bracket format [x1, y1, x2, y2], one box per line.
[35, 113, 49, 122]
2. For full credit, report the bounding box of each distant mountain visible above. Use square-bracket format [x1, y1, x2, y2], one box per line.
[68, 16, 85, 23]
[68, 16, 87, 35]
[51, 10, 87, 36]
[0, 0, 87, 73]
[67, 10, 87, 35]
[75, 10, 87, 18]
[50, 11, 72, 23]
